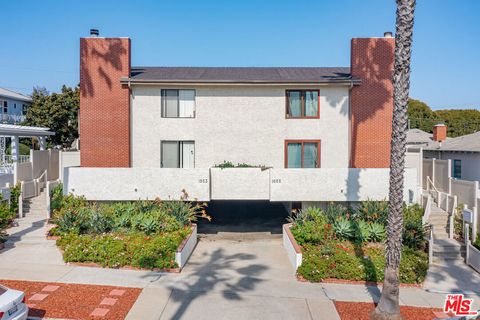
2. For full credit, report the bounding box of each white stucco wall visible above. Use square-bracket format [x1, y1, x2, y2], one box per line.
[64, 167, 210, 201]
[270, 168, 418, 203]
[210, 168, 270, 200]
[131, 85, 350, 169]
[64, 167, 418, 203]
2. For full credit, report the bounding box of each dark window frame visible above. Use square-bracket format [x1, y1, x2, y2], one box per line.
[285, 90, 320, 119]
[160, 140, 195, 168]
[284, 139, 321, 168]
[161, 89, 196, 118]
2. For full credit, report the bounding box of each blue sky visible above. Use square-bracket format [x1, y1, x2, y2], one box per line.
[1, 0, 478, 110]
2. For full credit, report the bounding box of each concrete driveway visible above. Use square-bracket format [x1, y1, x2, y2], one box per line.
[128, 235, 339, 320]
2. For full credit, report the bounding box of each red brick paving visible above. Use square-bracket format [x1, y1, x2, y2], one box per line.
[0, 279, 141, 319]
[334, 301, 444, 320]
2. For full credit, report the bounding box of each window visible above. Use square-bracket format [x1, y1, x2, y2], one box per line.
[285, 140, 321, 168]
[453, 159, 461, 179]
[2, 101, 7, 113]
[161, 141, 195, 168]
[22, 104, 27, 116]
[161, 89, 195, 118]
[286, 90, 319, 118]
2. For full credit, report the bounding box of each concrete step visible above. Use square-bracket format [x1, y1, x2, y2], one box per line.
[433, 251, 466, 260]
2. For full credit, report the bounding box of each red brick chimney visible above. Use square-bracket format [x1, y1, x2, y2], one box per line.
[80, 29, 131, 167]
[433, 124, 447, 142]
[350, 33, 395, 168]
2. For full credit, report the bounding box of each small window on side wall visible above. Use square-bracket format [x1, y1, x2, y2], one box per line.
[286, 90, 319, 118]
[161, 89, 195, 118]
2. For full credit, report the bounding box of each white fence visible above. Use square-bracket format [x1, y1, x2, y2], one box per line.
[59, 151, 80, 181]
[64, 167, 419, 204]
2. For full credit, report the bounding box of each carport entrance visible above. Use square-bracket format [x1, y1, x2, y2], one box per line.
[197, 200, 290, 236]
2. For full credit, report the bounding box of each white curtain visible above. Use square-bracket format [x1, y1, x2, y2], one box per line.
[305, 91, 318, 117]
[179, 90, 195, 118]
[303, 143, 318, 168]
[288, 91, 302, 117]
[287, 143, 302, 168]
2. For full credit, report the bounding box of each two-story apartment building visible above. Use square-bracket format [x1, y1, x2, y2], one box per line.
[0, 87, 30, 124]
[64, 30, 418, 207]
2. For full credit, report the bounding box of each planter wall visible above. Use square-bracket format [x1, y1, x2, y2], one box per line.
[467, 243, 480, 274]
[282, 223, 302, 271]
[176, 224, 197, 269]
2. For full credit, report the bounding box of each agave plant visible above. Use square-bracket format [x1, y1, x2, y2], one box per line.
[355, 220, 371, 243]
[287, 206, 323, 225]
[324, 203, 348, 224]
[333, 217, 354, 240]
[368, 222, 386, 242]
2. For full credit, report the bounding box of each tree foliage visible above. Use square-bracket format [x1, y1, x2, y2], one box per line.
[24, 85, 79, 148]
[408, 98, 480, 137]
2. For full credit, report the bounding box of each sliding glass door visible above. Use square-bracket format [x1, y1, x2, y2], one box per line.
[161, 141, 195, 168]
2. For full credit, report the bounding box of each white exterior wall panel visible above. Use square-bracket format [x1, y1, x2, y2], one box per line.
[131, 85, 350, 169]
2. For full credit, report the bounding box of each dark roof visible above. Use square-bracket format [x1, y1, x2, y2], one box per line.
[123, 67, 357, 84]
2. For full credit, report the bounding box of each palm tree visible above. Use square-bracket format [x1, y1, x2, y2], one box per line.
[372, 0, 416, 319]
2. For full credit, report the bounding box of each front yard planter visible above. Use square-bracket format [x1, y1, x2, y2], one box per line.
[467, 243, 480, 273]
[176, 224, 197, 269]
[282, 223, 302, 271]
[50, 224, 198, 272]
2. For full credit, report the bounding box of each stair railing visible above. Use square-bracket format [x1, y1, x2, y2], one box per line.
[422, 194, 432, 225]
[426, 176, 440, 204]
[448, 195, 457, 239]
[428, 224, 434, 264]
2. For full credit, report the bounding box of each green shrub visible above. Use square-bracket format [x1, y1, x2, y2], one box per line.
[297, 240, 428, 284]
[290, 215, 334, 246]
[57, 229, 189, 269]
[474, 235, 480, 251]
[9, 184, 21, 216]
[402, 204, 427, 250]
[323, 203, 348, 224]
[353, 200, 388, 225]
[50, 183, 64, 213]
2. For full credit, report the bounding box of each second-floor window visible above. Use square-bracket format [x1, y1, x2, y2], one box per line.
[2, 101, 7, 114]
[285, 140, 321, 168]
[161, 89, 195, 118]
[22, 104, 27, 116]
[286, 90, 319, 118]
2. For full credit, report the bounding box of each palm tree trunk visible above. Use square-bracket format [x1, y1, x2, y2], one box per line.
[372, 0, 416, 319]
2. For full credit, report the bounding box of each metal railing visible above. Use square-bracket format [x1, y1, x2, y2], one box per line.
[0, 114, 25, 124]
[422, 194, 432, 225]
[1, 155, 30, 164]
[448, 195, 457, 239]
[428, 224, 434, 264]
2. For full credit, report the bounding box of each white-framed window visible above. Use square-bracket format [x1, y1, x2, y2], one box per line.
[161, 141, 195, 168]
[161, 89, 195, 118]
[1, 100, 7, 113]
[453, 159, 461, 179]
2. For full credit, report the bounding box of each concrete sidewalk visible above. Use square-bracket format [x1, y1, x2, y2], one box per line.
[2, 212, 480, 319]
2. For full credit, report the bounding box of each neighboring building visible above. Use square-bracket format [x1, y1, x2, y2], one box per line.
[64, 30, 419, 205]
[0, 87, 31, 124]
[407, 124, 480, 181]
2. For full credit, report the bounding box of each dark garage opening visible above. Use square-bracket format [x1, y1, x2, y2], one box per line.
[197, 200, 290, 235]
